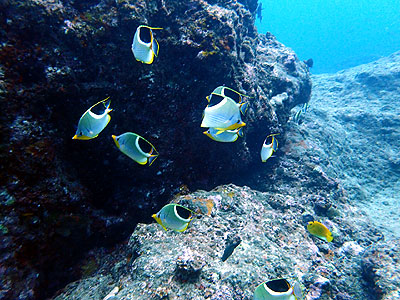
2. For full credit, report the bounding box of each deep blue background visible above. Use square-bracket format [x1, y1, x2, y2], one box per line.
[256, 0, 400, 74]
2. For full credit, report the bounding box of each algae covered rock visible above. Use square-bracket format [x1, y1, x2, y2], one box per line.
[54, 182, 396, 300]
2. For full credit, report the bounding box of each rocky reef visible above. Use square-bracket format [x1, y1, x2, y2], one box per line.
[0, 0, 311, 299]
[54, 182, 395, 300]
[54, 51, 400, 299]
[290, 51, 400, 239]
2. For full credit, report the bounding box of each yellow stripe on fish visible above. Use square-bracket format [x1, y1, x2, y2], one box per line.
[112, 132, 159, 166]
[131, 25, 163, 64]
[72, 97, 112, 140]
[203, 127, 243, 142]
[307, 221, 333, 242]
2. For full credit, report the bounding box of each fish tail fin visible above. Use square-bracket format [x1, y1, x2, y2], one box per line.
[240, 102, 249, 115]
[237, 128, 244, 137]
[152, 39, 160, 57]
[148, 154, 159, 166]
[152, 214, 168, 231]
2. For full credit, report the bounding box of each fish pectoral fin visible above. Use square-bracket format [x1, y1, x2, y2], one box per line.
[215, 130, 225, 135]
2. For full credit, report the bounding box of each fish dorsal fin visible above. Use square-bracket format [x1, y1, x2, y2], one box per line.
[136, 135, 159, 165]
[88, 97, 111, 112]
[263, 133, 280, 148]
[144, 26, 163, 30]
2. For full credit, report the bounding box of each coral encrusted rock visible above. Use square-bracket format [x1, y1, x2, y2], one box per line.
[54, 183, 398, 300]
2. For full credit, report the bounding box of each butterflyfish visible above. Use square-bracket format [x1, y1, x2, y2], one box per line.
[131, 25, 162, 64]
[112, 132, 159, 166]
[261, 133, 279, 162]
[152, 203, 194, 232]
[307, 221, 333, 242]
[72, 97, 112, 140]
[201, 97, 247, 131]
[254, 278, 302, 300]
[203, 127, 243, 143]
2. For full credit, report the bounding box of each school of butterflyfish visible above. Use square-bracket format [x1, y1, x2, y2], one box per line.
[71, 25, 320, 298]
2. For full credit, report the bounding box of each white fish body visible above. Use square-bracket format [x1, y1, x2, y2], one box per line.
[261, 144, 274, 162]
[131, 25, 160, 64]
[152, 204, 192, 232]
[204, 128, 242, 143]
[201, 97, 244, 129]
[260, 134, 279, 162]
[112, 132, 158, 165]
[73, 98, 111, 140]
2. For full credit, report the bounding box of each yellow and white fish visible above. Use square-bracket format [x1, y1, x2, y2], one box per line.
[203, 127, 243, 143]
[201, 97, 247, 131]
[254, 278, 303, 300]
[307, 221, 333, 242]
[152, 203, 194, 232]
[260, 133, 279, 162]
[112, 132, 158, 166]
[131, 25, 162, 64]
[72, 97, 112, 140]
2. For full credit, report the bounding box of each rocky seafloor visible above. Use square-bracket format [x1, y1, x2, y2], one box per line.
[289, 51, 400, 240]
[54, 53, 400, 299]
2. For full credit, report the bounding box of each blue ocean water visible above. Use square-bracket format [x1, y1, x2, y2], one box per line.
[256, 0, 400, 74]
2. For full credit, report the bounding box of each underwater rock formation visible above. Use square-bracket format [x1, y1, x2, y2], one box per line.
[0, 0, 310, 299]
[55, 181, 397, 300]
[288, 51, 400, 239]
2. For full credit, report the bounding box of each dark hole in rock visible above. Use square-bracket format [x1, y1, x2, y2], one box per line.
[139, 27, 152, 43]
[265, 279, 290, 292]
[176, 205, 191, 219]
